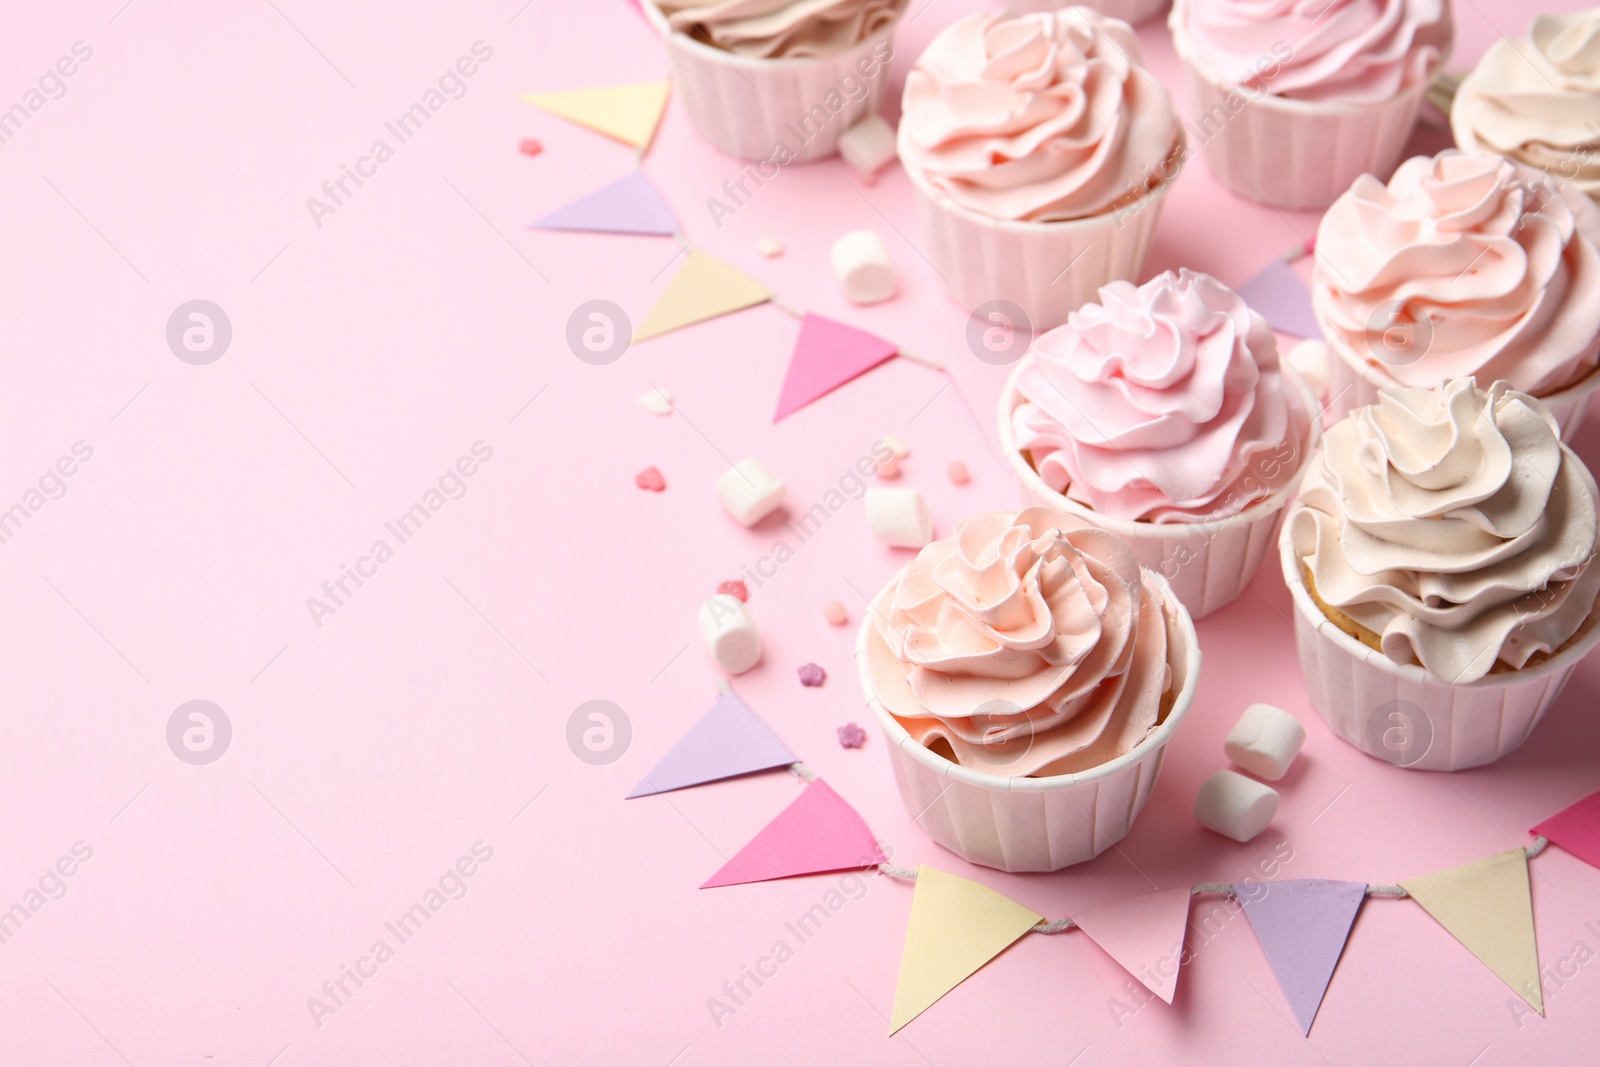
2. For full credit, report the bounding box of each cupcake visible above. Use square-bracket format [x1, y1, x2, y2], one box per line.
[1452, 9, 1600, 202]
[999, 269, 1320, 619]
[896, 8, 1184, 330]
[1282, 378, 1600, 771]
[1311, 150, 1600, 433]
[856, 507, 1200, 871]
[643, 0, 906, 161]
[1169, 0, 1452, 210]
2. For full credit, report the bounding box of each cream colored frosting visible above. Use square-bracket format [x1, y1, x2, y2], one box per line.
[897, 8, 1180, 222]
[1453, 10, 1600, 201]
[1290, 378, 1600, 683]
[862, 507, 1173, 777]
[654, 0, 904, 58]
[1313, 150, 1600, 396]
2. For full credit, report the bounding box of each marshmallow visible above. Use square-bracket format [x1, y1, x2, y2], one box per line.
[1286, 339, 1329, 400]
[865, 487, 931, 548]
[637, 388, 672, 416]
[715, 458, 785, 526]
[698, 594, 761, 674]
[756, 237, 783, 258]
[1224, 703, 1307, 781]
[881, 434, 909, 458]
[1194, 770, 1279, 843]
[831, 230, 895, 305]
[837, 115, 897, 177]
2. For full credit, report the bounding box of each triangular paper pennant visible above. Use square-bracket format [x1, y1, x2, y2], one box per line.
[701, 780, 886, 887]
[533, 171, 678, 236]
[520, 81, 669, 149]
[1237, 257, 1321, 339]
[773, 313, 898, 421]
[626, 689, 797, 798]
[1533, 789, 1600, 871]
[634, 249, 771, 341]
[1070, 888, 1192, 1005]
[890, 866, 1042, 1034]
[1234, 879, 1366, 1035]
[1401, 849, 1543, 1013]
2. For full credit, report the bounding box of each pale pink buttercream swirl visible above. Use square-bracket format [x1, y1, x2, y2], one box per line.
[1171, 0, 1451, 104]
[1313, 151, 1600, 396]
[862, 507, 1173, 777]
[1011, 270, 1310, 523]
[653, 0, 905, 58]
[897, 8, 1181, 222]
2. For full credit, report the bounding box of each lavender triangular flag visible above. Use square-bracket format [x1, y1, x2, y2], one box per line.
[1233, 879, 1366, 1035]
[626, 689, 797, 798]
[534, 171, 678, 236]
[774, 313, 898, 421]
[702, 780, 886, 887]
[1237, 257, 1321, 339]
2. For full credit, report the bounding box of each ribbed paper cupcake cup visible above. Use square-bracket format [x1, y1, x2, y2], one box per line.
[997, 363, 1321, 620]
[1278, 518, 1600, 772]
[642, 1, 898, 162]
[900, 139, 1181, 332]
[1009, 0, 1170, 25]
[855, 570, 1201, 873]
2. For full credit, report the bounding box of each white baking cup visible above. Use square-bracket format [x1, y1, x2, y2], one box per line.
[856, 570, 1201, 872]
[642, 1, 899, 162]
[1278, 518, 1600, 772]
[1010, 0, 1171, 25]
[997, 363, 1322, 620]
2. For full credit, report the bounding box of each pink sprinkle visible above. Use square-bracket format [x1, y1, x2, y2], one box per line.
[798, 663, 826, 687]
[876, 455, 900, 479]
[948, 461, 969, 485]
[837, 722, 867, 748]
[823, 600, 848, 626]
[717, 579, 749, 602]
[635, 466, 666, 492]
[519, 138, 543, 156]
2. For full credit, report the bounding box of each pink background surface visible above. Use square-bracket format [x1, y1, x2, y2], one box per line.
[3, 1, 1599, 1064]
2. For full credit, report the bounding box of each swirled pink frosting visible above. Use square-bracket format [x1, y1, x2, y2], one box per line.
[1011, 270, 1310, 523]
[897, 8, 1181, 222]
[862, 507, 1175, 777]
[1171, 0, 1451, 104]
[654, 0, 904, 58]
[1313, 151, 1600, 396]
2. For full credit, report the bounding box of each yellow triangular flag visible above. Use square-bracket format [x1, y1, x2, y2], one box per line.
[520, 82, 669, 149]
[1401, 848, 1543, 1013]
[889, 866, 1042, 1034]
[634, 249, 771, 341]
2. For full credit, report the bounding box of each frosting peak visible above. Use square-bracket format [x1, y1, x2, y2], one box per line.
[654, 0, 904, 58]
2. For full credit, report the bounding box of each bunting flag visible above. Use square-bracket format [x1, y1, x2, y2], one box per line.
[773, 313, 899, 421]
[890, 866, 1042, 1034]
[634, 249, 772, 341]
[1533, 789, 1600, 871]
[1237, 256, 1321, 339]
[1234, 879, 1367, 1035]
[702, 779, 886, 888]
[626, 689, 797, 798]
[520, 81, 669, 149]
[1401, 849, 1543, 1013]
[1070, 889, 1192, 1005]
[533, 171, 678, 236]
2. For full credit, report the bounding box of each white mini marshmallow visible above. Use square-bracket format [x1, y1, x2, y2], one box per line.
[715, 458, 785, 527]
[1286, 339, 1329, 400]
[865, 487, 931, 548]
[1224, 703, 1307, 781]
[837, 115, 897, 176]
[637, 388, 672, 416]
[1194, 770, 1279, 843]
[756, 237, 783, 258]
[881, 434, 909, 458]
[698, 594, 760, 675]
[831, 230, 895, 305]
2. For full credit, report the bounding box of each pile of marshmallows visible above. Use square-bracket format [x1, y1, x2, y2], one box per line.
[1194, 704, 1308, 843]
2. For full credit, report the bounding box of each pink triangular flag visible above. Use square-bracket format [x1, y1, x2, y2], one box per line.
[626, 690, 797, 799]
[1534, 789, 1600, 870]
[1237, 257, 1321, 339]
[702, 780, 885, 887]
[1071, 889, 1192, 1004]
[533, 171, 677, 236]
[773, 313, 898, 421]
[1234, 880, 1366, 1035]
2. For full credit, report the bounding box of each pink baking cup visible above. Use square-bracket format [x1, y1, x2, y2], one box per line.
[1010, 0, 1170, 25]
[1278, 520, 1600, 772]
[997, 364, 1321, 620]
[855, 571, 1200, 872]
[641, 1, 899, 162]
[900, 138, 1182, 331]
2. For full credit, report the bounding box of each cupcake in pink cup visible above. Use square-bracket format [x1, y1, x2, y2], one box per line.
[1169, 0, 1452, 210]
[999, 269, 1320, 619]
[644, 0, 905, 162]
[856, 507, 1200, 872]
[1010, 0, 1171, 27]
[896, 7, 1184, 330]
[1282, 378, 1600, 771]
[1310, 150, 1600, 434]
